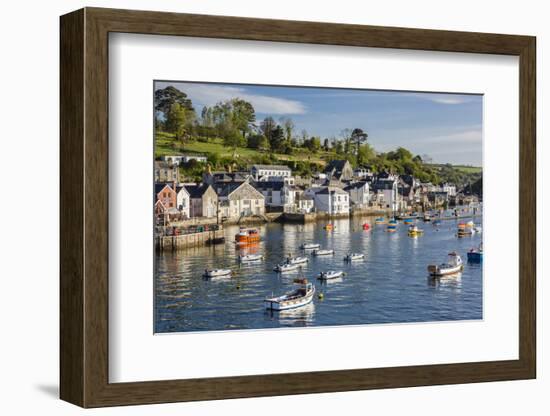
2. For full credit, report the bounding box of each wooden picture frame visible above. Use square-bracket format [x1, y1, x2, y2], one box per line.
[60, 7, 536, 408]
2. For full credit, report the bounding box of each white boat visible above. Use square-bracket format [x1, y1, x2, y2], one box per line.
[318, 270, 345, 280]
[203, 269, 232, 278]
[344, 253, 365, 261]
[474, 226, 482, 233]
[273, 263, 302, 273]
[239, 254, 263, 262]
[264, 278, 315, 311]
[286, 256, 309, 265]
[427, 252, 463, 276]
[313, 249, 335, 256]
[301, 243, 321, 250]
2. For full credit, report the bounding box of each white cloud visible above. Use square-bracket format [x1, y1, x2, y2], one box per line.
[418, 93, 478, 105]
[156, 82, 306, 115]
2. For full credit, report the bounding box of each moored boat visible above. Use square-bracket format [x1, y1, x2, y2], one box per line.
[323, 223, 335, 231]
[423, 212, 432, 222]
[264, 278, 315, 311]
[344, 253, 365, 261]
[407, 225, 424, 237]
[239, 254, 263, 263]
[286, 256, 309, 265]
[273, 263, 302, 273]
[427, 252, 463, 276]
[300, 242, 321, 250]
[467, 243, 483, 262]
[374, 217, 386, 225]
[457, 223, 473, 237]
[313, 249, 335, 256]
[203, 268, 232, 278]
[387, 219, 398, 232]
[318, 270, 345, 280]
[362, 223, 371, 230]
[403, 218, 415, 225]
[235, 228, 260, 245]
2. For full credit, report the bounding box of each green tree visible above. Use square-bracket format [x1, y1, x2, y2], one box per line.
[165, 103, 194, 144]
[351, 128, 369, 164]
[154, 86, 195, 120]
[231, 98, 256, 138]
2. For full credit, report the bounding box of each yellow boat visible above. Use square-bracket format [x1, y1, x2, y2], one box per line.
[408, 225, 424, 237]
[323, 223, 334, 231]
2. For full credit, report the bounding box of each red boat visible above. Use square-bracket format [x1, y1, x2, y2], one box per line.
[235, 228, 260, 245]
[362, 223, 370, 231]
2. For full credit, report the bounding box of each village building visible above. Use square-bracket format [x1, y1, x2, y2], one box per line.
[442, 183, 457, 197]
[324, 160, 353, 182]
[175, 185, 190, 218]
[344, 181, 370, 207]
[154, 161, 179, 183]
[162, 154, 208, 165]
[296, 193, 315, 213]
[372, 178, 400, 211]
[252, 181, 297, 212]
[217, 181, 265, 219]
[250, 164, 292, 182]
[306, 186, 350, 215]
[155, 183, 177, 210]
[183, 184, 218, 218]
[203, 170, 251, 186]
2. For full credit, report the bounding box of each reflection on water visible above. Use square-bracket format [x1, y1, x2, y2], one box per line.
[155, 216, 483, 333]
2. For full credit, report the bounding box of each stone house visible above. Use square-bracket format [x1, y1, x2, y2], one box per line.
[324, 160, 353, 181]
[183, 184, 218, 218]
[154, 161, 179, 183]
[217, 181, 265, 219]
[344, 181, 370, 207]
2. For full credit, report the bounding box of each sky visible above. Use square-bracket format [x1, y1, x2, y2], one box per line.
[154, 80, 483, 166]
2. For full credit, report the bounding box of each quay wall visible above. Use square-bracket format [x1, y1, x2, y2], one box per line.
[156, 229, 225, 251]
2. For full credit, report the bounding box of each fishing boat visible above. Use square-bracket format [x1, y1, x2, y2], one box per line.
[467, 243, 483, 262]
[344, 253, 365, 261]
[374, 217, 386, 225]
[323, 223, 334, 231]
[286, 256, 309, 265]
[318, 270, 345, 280]
[407, 225, 424, 237]
[386, 219, 398, 232]
[423, 212, 432, 222]
[264, 278, 315, 311]
[300, 242, 321, 250]
[427, 252, 463, 276]
[313, 249, 335, 256]
[457, 223, 473, 237]
[273, 263, 302, 273]
[239, 254, 263, 263]
[203, 269, 232, 278]
[234, 228, 260, 245]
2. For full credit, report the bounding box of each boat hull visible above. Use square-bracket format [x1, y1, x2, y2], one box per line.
[264, 287, 315, 311]
[428, 264, 462, 276]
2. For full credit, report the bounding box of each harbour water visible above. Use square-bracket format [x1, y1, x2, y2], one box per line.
[155, 215, 483, 333]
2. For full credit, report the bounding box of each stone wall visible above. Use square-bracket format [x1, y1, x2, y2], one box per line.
[156, 229, 225, 251]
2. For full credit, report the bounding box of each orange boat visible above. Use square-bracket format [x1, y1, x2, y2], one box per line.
[235, 228, 260, 245]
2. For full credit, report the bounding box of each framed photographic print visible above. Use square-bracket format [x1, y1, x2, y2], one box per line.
[60, 7, 536, 408]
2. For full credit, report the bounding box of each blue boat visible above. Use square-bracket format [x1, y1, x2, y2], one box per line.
[467, 244, 483, 262]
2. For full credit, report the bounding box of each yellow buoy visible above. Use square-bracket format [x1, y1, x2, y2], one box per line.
[318, 293, 324, 300]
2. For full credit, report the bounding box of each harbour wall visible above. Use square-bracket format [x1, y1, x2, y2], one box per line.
[156, 229, 225, 251]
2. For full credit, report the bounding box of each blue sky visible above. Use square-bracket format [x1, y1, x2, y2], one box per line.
[155, 81, 483, 166]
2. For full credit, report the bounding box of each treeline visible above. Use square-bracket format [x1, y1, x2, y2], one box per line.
[155, 85, 480, 186]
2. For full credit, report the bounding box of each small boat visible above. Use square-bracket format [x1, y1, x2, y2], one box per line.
[467, 243, 483, 262]
[465, 220, 475, 228]
[403, 218, 415, 225]
[344, 253, 365, 261]
[273, 263, 302, 273]
[286, 256, 309, 265]
[432, 219, 442, 226]
[427, 252, 463, 276]
[374, 217, 386, 225]
[313, 249, 335, 256]
[206, 236, 225, 245]
[457, 223, 474, 237]
[235, 228, 260, 245]
[387, 219, 398, 232]
[362, 223, 370, 230]
[408, 225, 424, 237]
[301, 242, 321, 250]
[203, 268, 232, 278]
[239, 254, 263, 263]
[318, 270, 345, 280]
[264, 278, 315, 311]
[323, 223, 335, 231]
[474, 226, 482, 233]
[423, 213, 432, 222]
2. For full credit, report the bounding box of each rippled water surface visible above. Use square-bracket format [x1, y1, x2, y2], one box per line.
[155, 216, 483, 333]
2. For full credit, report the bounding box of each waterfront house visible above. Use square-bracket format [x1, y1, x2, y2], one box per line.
[154, 161, 179, 183]
[175, 185, 190, 218]
[372, 178, 399, 211]
[155, 183, 177, 210]
[344, 181, 370, 207]
[250, 164, 293, 183]
[307, 186, 350, 215]
[183, 184, 218, 218]
[162, 154, 208, 166]
[252, 181, 297, 212]
[217, 181, 265, 219]
[324, 160, 353, 181]
[442, 183, 457, 197]
[296, 193, 315, 213]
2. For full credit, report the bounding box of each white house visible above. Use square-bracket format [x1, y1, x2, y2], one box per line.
[250, 164, 292, 182]
[162, 154, 208, 165]
[307, 186, 350, 215]
[252, 181, 297, 212]
[296, 193, 315, 213]
[218, 181, 265, 219]
[442, 183, 457, 197]
[344, 181, 370, 207]
[372, 179, 399, 212]
[175, 185, 190, 218]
